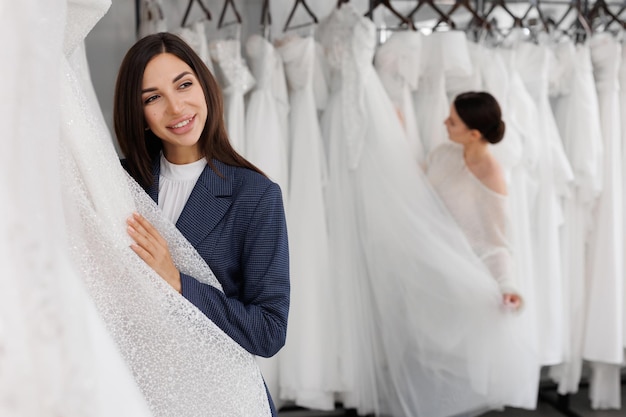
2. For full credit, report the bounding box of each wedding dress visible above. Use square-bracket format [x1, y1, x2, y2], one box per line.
[374, 31, 425, 165]
[2, 0, 273, 416]
[414, 30, 473, 156]
[0, 1, 152, 415]
[245, 34, 290, 198]
[586, 33, 624, 410]
[275, 33, 340, 411]
[318, 5, 539, 416]
[210, 33, 256, 156]
[549, 40, 604, 396]
[516, 40, 574, 366]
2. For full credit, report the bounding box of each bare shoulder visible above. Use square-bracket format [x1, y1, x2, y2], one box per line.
[470, 155, 507, 196]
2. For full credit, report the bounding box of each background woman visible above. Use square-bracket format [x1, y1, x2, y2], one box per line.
[427, 91, 522, 310]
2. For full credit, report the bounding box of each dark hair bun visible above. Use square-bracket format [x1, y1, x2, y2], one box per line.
[453, 91, 505, 145]
[483, 120, 505, 144]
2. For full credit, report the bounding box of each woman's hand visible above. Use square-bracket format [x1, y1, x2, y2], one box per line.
[127, 212, 181, 293]
[502, 293, 522, 311]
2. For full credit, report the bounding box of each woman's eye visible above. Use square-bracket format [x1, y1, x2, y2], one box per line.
[179, 81, 193, 89]
[144, 95, 158, 104]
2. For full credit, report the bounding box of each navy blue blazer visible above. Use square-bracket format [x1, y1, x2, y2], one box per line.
[146, 158, 290, 360]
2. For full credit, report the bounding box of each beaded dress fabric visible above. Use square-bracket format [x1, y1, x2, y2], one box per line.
[210, 35, 256, 156]
[0, 1, 152, 416]
[2, 0, 272, 416]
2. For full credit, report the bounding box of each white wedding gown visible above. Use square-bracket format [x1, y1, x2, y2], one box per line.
[210, 35, 256, 156]
[275, 34, 340, 411]
[245, 34, 290, 199]
[549, 40, 604, 396]
[374, 31, 425, 165]
[586, 33, 624, 410]
[0, 2, 153, 414]
[1, 0, 272, 416]
[318, 5, 539, 417]
[516, 40, 574, 366]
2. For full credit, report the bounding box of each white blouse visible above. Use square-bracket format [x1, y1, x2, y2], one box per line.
[426, 143, 518, 295]
[158, 153, 207, 224]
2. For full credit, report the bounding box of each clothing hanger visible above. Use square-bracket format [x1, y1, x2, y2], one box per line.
[283, 0, 318, 32]
[484, 0, 524, 28]
[520, 0, 550, 33]
[260, 0, 272, 39]
[587, 0, 626, 31]
[554, 0, 591, 42]
[434, 0, 489, 31]
[218, 0, 242, 29]
[365, 0, 416, 30]
[143, 0, 164, 21]
[407, 0, 455, 29]
[181, 0, 212, 27]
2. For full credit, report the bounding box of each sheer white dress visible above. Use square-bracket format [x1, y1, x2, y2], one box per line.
[516, 40, 574, 366]
[245, 34, 290, 198]
[275, 34, 341, 411]
[318, 5, 539, 416]
[210, 37, 256, 156]
[549, 40, 604, 396]
[586, 33, 624, 410]
[374, 31, 425, 165]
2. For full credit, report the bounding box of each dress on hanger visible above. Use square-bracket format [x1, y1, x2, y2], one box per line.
[586, 33, 624, 410]
[374, 30, 426, 166]
[245, 34, 290, 198]
[516, 40, 574, 366]
[549, 39, 604, 396]
[210, 30, 256, 156]
[414, 30, 473, 157]
[318, 5, 539, 416]
[275, 33, 340, 411]
[0, 1, 152, 415]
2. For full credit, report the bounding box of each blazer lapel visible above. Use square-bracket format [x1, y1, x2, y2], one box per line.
[175, 160, 234, 248]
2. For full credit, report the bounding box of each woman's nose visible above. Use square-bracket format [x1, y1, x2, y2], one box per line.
[167, 97, 184, 114]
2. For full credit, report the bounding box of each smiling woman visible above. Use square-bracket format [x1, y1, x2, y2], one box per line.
[114, 32, 290, 417]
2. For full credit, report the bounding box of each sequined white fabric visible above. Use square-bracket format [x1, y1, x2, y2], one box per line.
[0, 0, 272, 416]
[0, 1, 151, 416]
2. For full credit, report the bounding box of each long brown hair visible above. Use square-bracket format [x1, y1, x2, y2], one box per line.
[114, 32, 263, 188]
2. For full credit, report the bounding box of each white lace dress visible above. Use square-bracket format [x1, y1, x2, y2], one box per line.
[244, 34, 289, 199]
[210, 38, 255, 156]
[275, 34, 340, 411]
[318, 5, 539, 416]
[374, 31, 425, 165]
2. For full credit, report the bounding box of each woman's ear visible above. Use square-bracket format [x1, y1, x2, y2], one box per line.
[469, 128, 482, 142]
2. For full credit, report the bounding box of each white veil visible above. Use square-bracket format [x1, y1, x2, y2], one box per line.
[1, 1, 271, 416]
